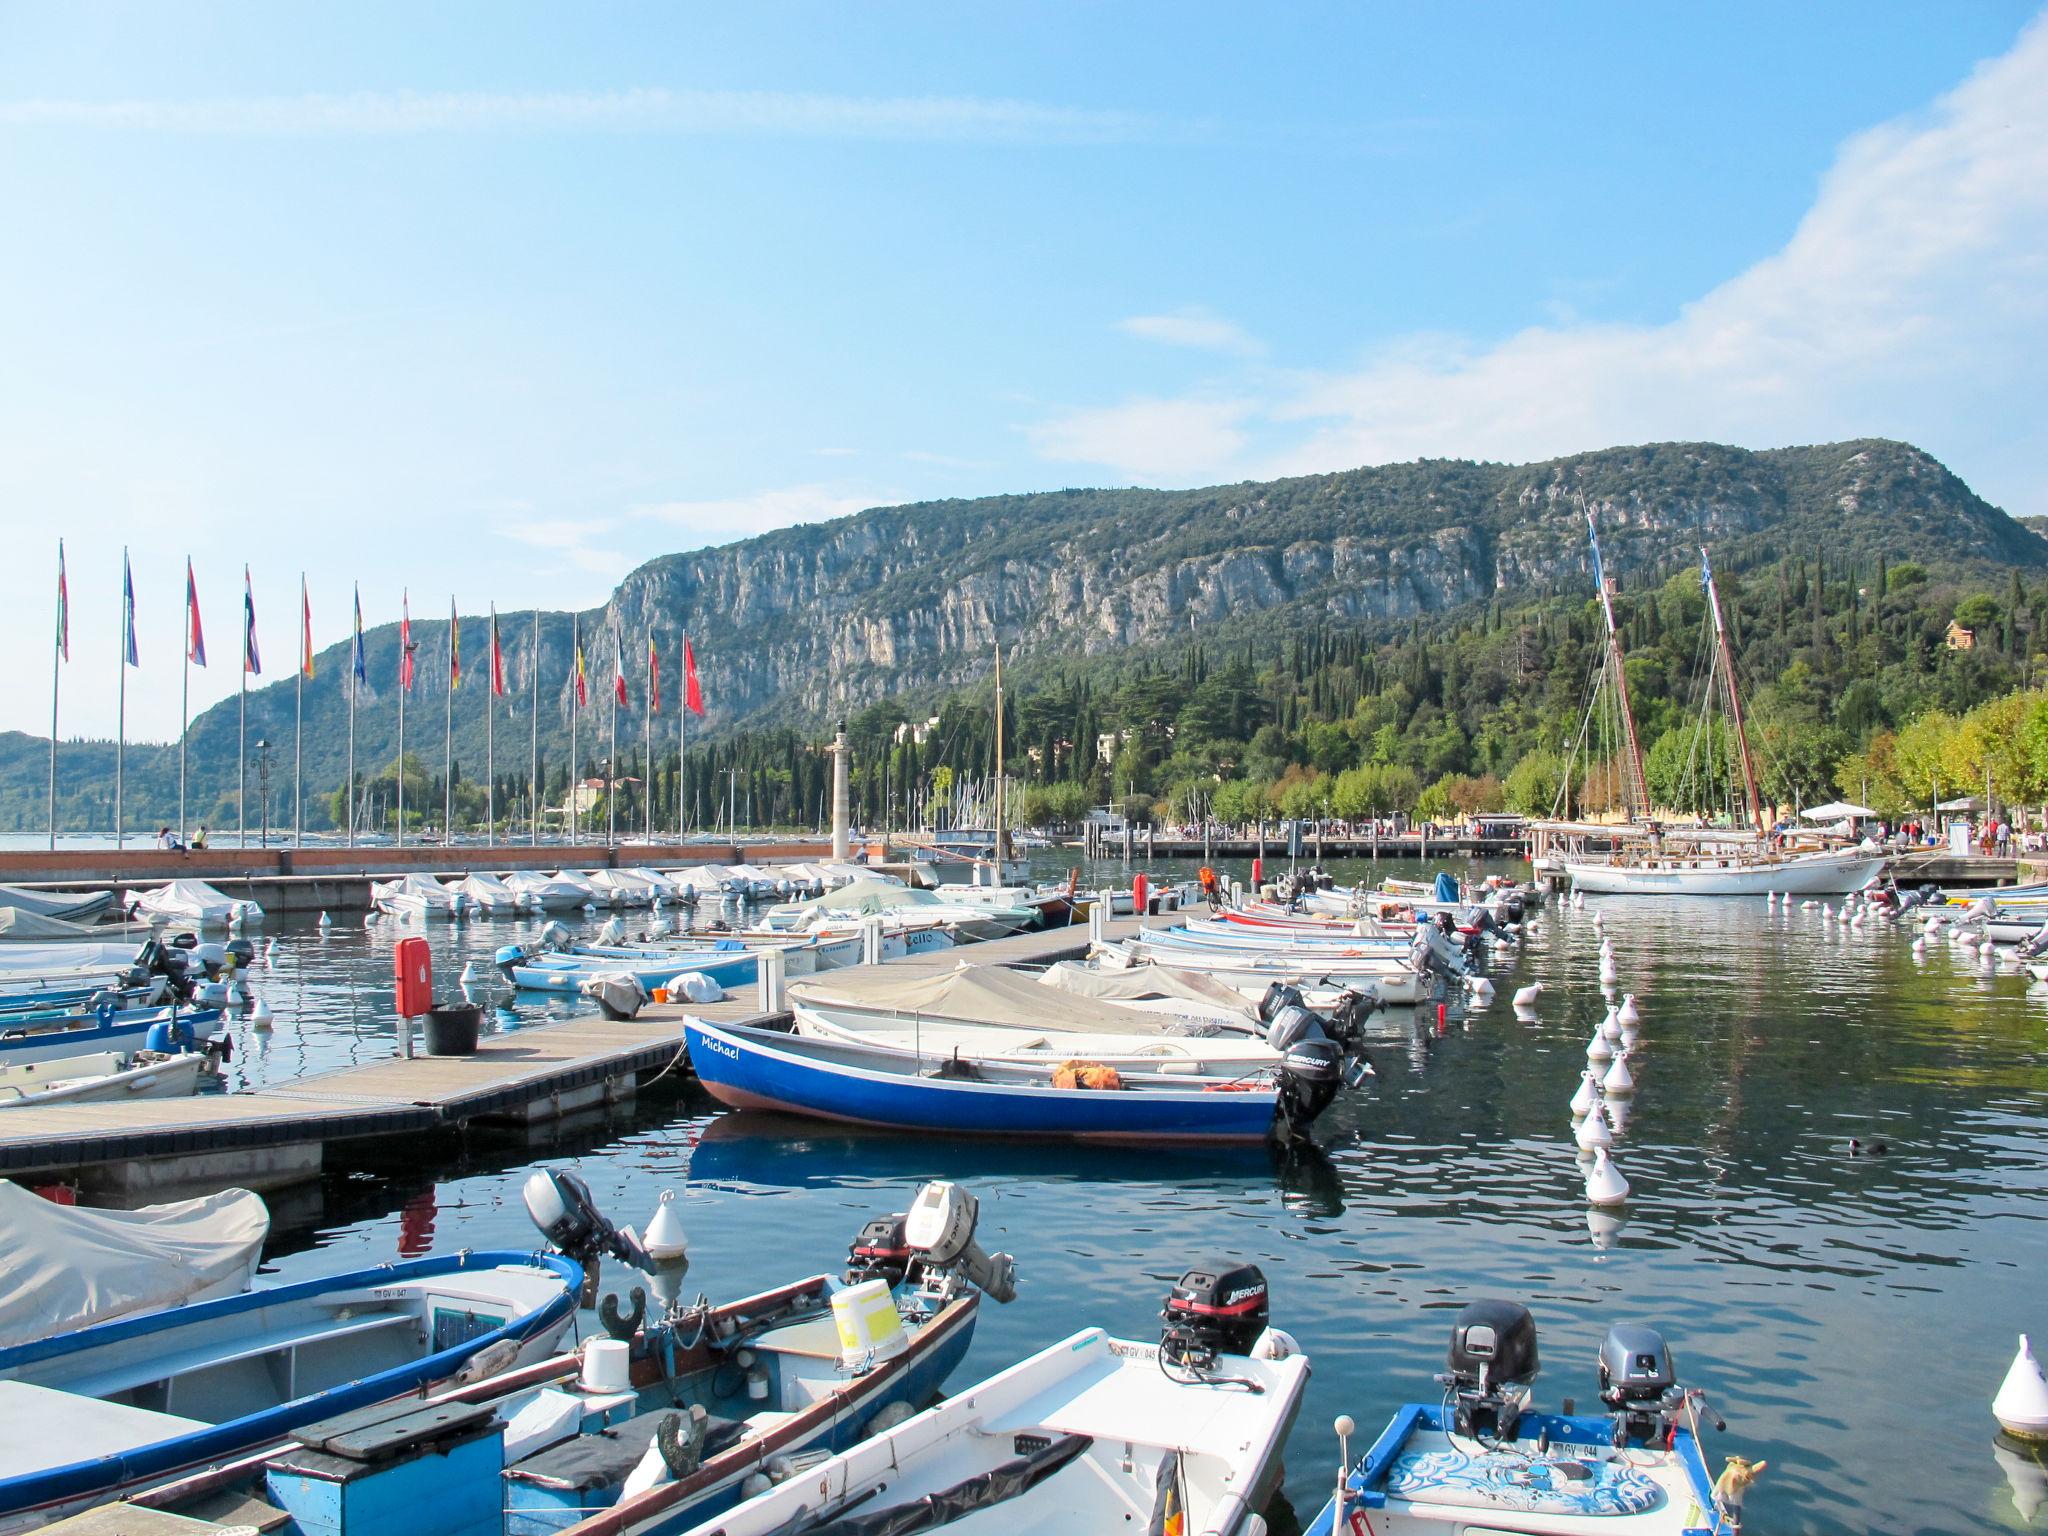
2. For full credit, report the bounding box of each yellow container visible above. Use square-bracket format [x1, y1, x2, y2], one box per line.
[831, 1278, 908, 1370]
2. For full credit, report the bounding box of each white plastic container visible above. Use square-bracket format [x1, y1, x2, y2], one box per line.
[831, 1278, 908, 1371]
[581, 1336, 632, 1393]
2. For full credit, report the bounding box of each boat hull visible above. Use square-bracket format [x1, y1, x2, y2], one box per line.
[687, 1019, 1282, 1143]
[1565, 850, 1886, 896]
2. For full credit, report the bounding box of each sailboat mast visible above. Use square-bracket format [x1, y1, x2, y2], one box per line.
[1585, 509, 1651, 819]
[992, 640, 1011, 864]
[1701, 547, 1765, 832]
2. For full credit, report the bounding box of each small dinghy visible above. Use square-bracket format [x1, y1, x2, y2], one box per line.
[0, 1040, 223, 1107]
[680, 1258, 1308, 1536]
[113, 1174, 1008, 1536]
[499, 940, 759, 995]
[0, 1248, 579, 1528]
[0, 1182, 268, 1349]
[686, 1016, 1357, 1145]
[0, 1003, 224, 1070]
[124, 879, 263, 929]
[1306, 1301, 1749, 1536]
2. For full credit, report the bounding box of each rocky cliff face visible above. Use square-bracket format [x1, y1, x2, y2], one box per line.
[590, 438, 2040, 729]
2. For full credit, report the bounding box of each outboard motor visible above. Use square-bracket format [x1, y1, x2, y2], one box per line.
[1598, 1323, 1680, 1445]
[844, 1212, 913, 1288]
[1274, 1037, 1343, 1143]
[2019, 926, 2048, 960]
[522, 1167, 654, 1273]
[902, 1182, 1017, 1303]
[1501, 892, 1527, 926]
[596, 915, 626, 947]
[222, 937, 256, 973]
[539, 919, 572, 951]
[1264, 996, 1327, 1054]
[1439, 1300, 1540, 1441]
[1257, 982, 1309, 1024]
[1160, 1259, 1268, 1373]
[494, 941, 537, 985]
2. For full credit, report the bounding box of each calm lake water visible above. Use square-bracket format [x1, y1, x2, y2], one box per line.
[193, 853, 2048, 1534]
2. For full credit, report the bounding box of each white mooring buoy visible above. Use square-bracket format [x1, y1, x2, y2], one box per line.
[1513, 983, 1543, 1009]
[1575, 1104, 1614, 1150]
[1585, 1147, 1630, 1206]
[1994, 1335, 2048, 1443]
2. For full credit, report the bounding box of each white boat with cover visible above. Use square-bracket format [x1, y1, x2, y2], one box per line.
[125, 879, 262, 929]
[0, 886, 114, 923]
[678, 1259, 1307, 1536]
[503, 870, 594, 911]
[454, 871, 527, 915]
[1565, 846, 1886, 896]
[371, 873, 469, 921]
[0, 1181, 268, 1349]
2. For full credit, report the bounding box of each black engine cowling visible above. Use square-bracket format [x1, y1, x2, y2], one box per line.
[1161, 1259, 1268, 1367]
[1443, 1299, 1540, 1440]
[1275, 1038, 1343, 1142]
[845, 1213, 912, 1287]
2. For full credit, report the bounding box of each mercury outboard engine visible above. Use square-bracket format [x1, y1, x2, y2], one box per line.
[1598, 1323, 1680, 1445]
[844, 1212, 913, 1287]
[1161, 1258, 1268, 1374]
[1257, 982, 1309, 1024]
[523, 1167, 654, 1273]
[1440, 1299, 1539, 1441]
[1274, 1037, 1343, 1143]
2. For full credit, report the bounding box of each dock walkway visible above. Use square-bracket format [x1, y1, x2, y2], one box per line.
[0, 916, 1139, 1193]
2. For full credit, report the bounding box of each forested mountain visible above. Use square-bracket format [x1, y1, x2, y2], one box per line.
[4, 438, 2041, 834]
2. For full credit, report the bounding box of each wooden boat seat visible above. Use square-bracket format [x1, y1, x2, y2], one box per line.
[750, 1314, 844, 1361]
[58, 1312, 420, 1405]
[504, 1408, 748, 1492]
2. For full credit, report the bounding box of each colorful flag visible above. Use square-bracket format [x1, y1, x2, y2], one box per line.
[55, 542, 68, 663]
[122, 552, 138, 667]
[449, 597, 461, 690]
[490, 607, 506, 698]
[185, 559, 206, 667]
[683, 636, 704, 716]
[351, 584, 367, 684]
[613, 625, 628, 708]
[399, 591, 414, 692]
[647, 632, 661, 713]
[573, 619, 587, 709]
[301, 577, 314, 678]
[242, 567, 261, 676]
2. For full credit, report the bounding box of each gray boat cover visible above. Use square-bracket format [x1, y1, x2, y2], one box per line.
[790, 962, 1196, 1035]
[797, 878, 951, 913]
[0, 908, 116, 942]
[0, 1180, 270, 1348]
[0, 940, 142, 976]
[1036, 961, 1256, 1018]
[0, 885, 115, 922]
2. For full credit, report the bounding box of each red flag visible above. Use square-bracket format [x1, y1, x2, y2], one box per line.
[489, 607, 506, 698]
[185, 559, 207, 667]
[400, 591, 414, 691]
[683, 636, 704, 716]
[573, 617, 587, 708]
[648, 633, 661, 713]
[612, 625, 628, 708]
[300, 576, 314, 678]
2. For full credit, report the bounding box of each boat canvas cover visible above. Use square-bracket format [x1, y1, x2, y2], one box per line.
[0, 910, 114, 943]
[0, 1181, 269, 1348]
[0, 886, 114, 923]
[1036, 961, 1256, 1019]
[129, 879, 246, 921]
[798, 879, 950, 915]
[791, 963, 1193, 1036]
[0, 941, 140, 976]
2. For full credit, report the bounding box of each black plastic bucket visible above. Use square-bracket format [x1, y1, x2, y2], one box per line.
[423, 1003, 482, 1056]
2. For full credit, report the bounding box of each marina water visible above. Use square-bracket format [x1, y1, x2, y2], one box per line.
[203, 854, 2048, 1533]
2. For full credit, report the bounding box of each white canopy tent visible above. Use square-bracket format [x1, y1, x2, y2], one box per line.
[1800, 802, 1875, 821]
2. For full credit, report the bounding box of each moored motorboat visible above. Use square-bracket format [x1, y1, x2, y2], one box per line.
[0, 1042, 222, 1107]
[677, 1258, 1307, 1536]
[686, 1015, 1358, 1145]
[1305, 1300, 1749, 1536]
[371, 872, 470, 921]
[124, 879, 263, 929]
[454, 871, 528, 915]
[504, 870, 597, 912]
[0, 1249, 579, 1530]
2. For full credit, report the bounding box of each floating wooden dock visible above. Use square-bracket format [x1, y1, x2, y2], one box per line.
[0, 917, 1140, 1195]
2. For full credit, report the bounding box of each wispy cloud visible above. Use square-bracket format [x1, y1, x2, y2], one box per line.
[1033, 16, 2048, 511]
[499, 517, 631, 578]
[1116, 309, 1263, 356]
[0, 88, 1189, 145]
[632, 484, 880, 546]
[1028, 397, 1255, 482]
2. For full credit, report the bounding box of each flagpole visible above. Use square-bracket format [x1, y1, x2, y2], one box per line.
[677, 631, 687, 840]
[238, 573, 248, 850]
[294, 575, 305, 847]
[568, 614, 580, 847]
[397, 599, 407, 849]
[115, 548, 127, 851]
[180, 564, 190, 844]
[486, 607, 497, 849]
[443, 599, 455, 840]
[347, 654, 357, 848]
[608, 627, 619, 849]
[688, 630, 696, 843]
[529, 611, 539, 847]
[643, 629, 653, 846]
[48, 543, 62, 852]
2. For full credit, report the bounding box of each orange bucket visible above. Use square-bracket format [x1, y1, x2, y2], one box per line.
[650, 988, 670, 1004]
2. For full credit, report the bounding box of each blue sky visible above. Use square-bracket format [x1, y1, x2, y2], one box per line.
[3, 2, 2043, 739]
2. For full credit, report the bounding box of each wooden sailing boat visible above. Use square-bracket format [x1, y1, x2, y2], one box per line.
[1557, 522, 1886, 895]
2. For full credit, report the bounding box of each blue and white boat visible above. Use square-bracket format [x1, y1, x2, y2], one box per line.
[502, 946, 760, 995]
[0, 1004, 223, 1068]
[686, 1016, 1350, 1144]
[0, 1248, 580, 1531]
[1305, 1301, 1747, 1536]
[110, 1174, 1007, 1536]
